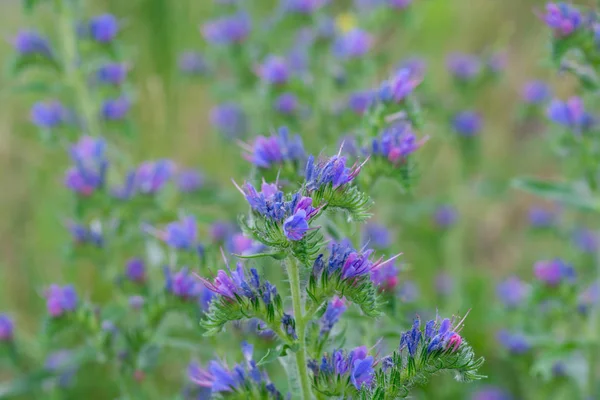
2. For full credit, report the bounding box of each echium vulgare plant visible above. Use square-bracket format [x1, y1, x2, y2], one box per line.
[1, 0, 487, 399]
[508, 2, 600, 399]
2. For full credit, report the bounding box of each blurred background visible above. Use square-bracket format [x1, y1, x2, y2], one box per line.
[0, 0, 592, 399]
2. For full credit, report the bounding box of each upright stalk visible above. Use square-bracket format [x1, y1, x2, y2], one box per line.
[587, 237, 600, 399]
[56, 0, 101, 137]
[286, 257, 313, 400]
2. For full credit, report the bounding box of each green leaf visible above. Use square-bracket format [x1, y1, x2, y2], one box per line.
[23, 0, 42, 13]
[511, 177, 600, 212]
[257, 347, 280, 366]
[234, 250, 286, 260]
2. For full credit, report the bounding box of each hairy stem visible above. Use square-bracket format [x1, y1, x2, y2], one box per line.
[286, 257, 313, 400]
[56, 0, 101, 137]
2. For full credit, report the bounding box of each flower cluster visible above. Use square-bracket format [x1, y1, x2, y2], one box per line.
[45, 285, 78, 318]
[309, 345, 376, 394]
[243, 126, 306, 170]
[64, 136, 108, 196]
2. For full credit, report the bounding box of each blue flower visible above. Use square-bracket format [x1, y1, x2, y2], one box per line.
[452, 111, 482, 136]
[257, 55, 290, 85]
[66, 221, 103, 247]
[547, 96, 594, 133]
[64, 136, 107, 196]
[496, 276, 528, 308]
[347, 91, 374, 115]
[283, 0, 329, 14]
[522, 80, 551, 105]
[274, 93, 298, 115]
[572, 228, 599, 253]
[533, 258, 575, 286]
[101, 97, 130, 120]
[31, 101, 67, 129]
[113, 159, 175, 198]
[160, 216, 203, 254]
[378, 68, 422, 103]
[434, 204, 458, 228]
[471, 386, 513, 400]
[0, 314, 14, 342]
[304, 154, 362, 192]
[319, 296, 346, 336]
[164, 267, 203, 300]
[89, 14, 119, 43]
[283, 209, 310, 241]
[201, 13, 251, 45]
[210, 103, 247, 139]
[96, 63, 128, 85]
[125, 258, 146, 284]
[528, 206, 555, 228]
[497, 330, 530, 355]
[45, 285, 78, 318]
[446, 53, 481, 81]
[178, 51, 208, 75]
[12, 30, 52, 57]
[177, 169, 204, 193]
[368, 122, 424, 164]
[350, 356, 375, 389]
[543, 3, 581, 37]
[362, 222, 391, 249]
[244, 126, 305, 168]
[332, 29, 373, 60]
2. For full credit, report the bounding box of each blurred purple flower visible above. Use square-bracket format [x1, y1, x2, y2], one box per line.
[12, 30, 52, 57]
[128, 295, 145, 310]
[114, 159, 175, 198]
[243, 126, 305, 168]
[533, 258, 575, 286]
[210, 221, 235, 243]
[226, 233, 265, 255]
[0, 314, 14, 341]
[487, 52, 507, 74]
[452, 110, 483, 136]
[161, 216, 203, 253]
[379, 68, 423, 103]
[522, 80, 551, 105]
[471, 386, 513, 400]
[578, 282, 599, 314]
[89, 14, 119, 43]
[45, 350, 77, 388]
[528, 206, 555, 228]
[369, 122, 425, 164]
[125, 258, 146, 284]
[201, 13, 251, 45]
[305, 154, 362, 191]
[66, 221, 103, 247]
[397, 280, 419, 303]
[347, 91, 374, 115]
[435, 272, 453, 296]
[96, 62, 128, 85]
[178, 51, 208, 75]
[283, 0, 329, 14]
[177, 169, 204, 193]
[31, 101, 67, 129]
[257, 55, 290, 85]
[572, 228, 599, 253]
[332, 29, 373, 59]
[398, 57, 427, 78]
[434, 205, 458, 228]
[547, 96, 594, 133]
[447, 53, 481, 81]
[320, 296, 346, 336]
[274, 93, 299, 115]
[497, 330, 530, 354]
[164, 267, 202, 300]
[542, 2, 581, 37]
[210, 102, 247, 139]
[370, 261, 399, 291]
[362, 223, 391, 249]
[45, 285, 78, 318]
[64, 136, 107, 196]
[496, 276, 528, 308]
[101, 96, 130, 120]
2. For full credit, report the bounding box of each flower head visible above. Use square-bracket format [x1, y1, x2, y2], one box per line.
[178, 51, 208, 75]
[496, 276, 528, 308]
[164, 267, 203, 300]
[89, 14, 119, 43]
[547, 96, 594, 133]
[96, 63, 128, 85]
[257, 55, 291, 85]
[64, 136, 108, 196]
[125, 258, 146, 284]
[378, 68, 423, 103]
[283, 0, 329, 14]
[347, 91, 374, 115]
[578, 282, 599, 314]
[274, 93, 299, 115]
[397, 280, 419, 303]
[370, 261, 399, 291]
[12, 30, 52, 57]
[542, 2, 582, 37]
[31, 101, 67, 129]
[368, 122, 425, 164]
[210, 103, 247, 139]
[452, 111, 483, 136]
[283, 209, 310, 241]
[311, 346, 375, 390]
[471, 386, 513, 400]
[402, 315, 466, 357]
[305, 153, 362, 192]
[319, 296, 346, 336]
[447, 53, 481, 81]
[362, 223, 391, 249]
[0, 314, 14, 341]
[244, 126, 305, 169]
[497, 330, 530, 354]
[533, 258, 575, 286]
[129, 295, 145, 310]
[528, 206, 555, 228]
[177, 169, 204, 193]
[434, 205, 458, 228]
[113, 159, 175, 198]
[66, 221, 103, 247]
[45, 285, 78, 317]
[332, 29, 373, 59]
[160, 216, 203, 254]
[226, 233, 265, 255]
[101, 96, 130, 120]
[201, 13, 251, 45]
[572, 228, 599, 253]
[522, 80, 551, 105]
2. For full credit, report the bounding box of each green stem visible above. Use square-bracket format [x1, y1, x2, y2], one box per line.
[587, 239, 600, 399]
[286, 257, 313, 400]
[56, 0, 101, 137]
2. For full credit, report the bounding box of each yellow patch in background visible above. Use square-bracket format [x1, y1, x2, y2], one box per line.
[336, 13, 357, 33]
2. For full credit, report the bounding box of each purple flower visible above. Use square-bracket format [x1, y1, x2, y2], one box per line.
[402, 315, 465, 356]
[0, 314, 14, 341]
[397, 280, 419, 303]
[350, 356, 375, 389]
[283, 0, 329, 14]
[522, 80, 551, 105]
[547, 96, 594, 133]
[45, 285, 78, 317]
[388, 0, 412, 9]
[125, 258, 146, 283]
[96, 63, 128, 85]
[12, 30, 52, 57]
[129, 295, 145, 310]
[161, 216, 202, 253]
[114, 159, 175, 198]
[101, 96, 130, 120]
[497, 330, 530, 354]
[45, 350, 77, 388]
[347, 91, 374, 115]
[305, 153, 363, 191]
[178, 51, 208, 75]
[528, 206, 555, 228]
[284, 209, 310, 241]
[66, 221, 103, 247]
[379, 68, 423, 103]
[542, 3, 582, 37]
[164, 267, 203, 300]
[496, 276, 528, 308]
[31, 101, 66, 129]
[370, 261, 399, 291]
[452, 111, 483, 136]
[177, 169, 204, 193]
[210, 103, 247, 139]
[257, 55, 290, 85]
[362, 223, 391, 249]
[274, 93, 298, 115]
[533, 258, 575, 286]
[447, 53, 481, 81]
[471, 386, 513, 400]
[226, 233, 264, 255]
[572, 228, 599, 253]
[434, 205, 458, 228]
[243, 126, 305, 168]
[369, 122, 425, 164]
[64, 136, 107, 196]
[201, 13, 251, 45]
[320, 296, 346, 335]
[332, 29, 373, 59]
[210, 222, 234, 243]
[487, 52, 507, 74]
[89, 14, 119, 43]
